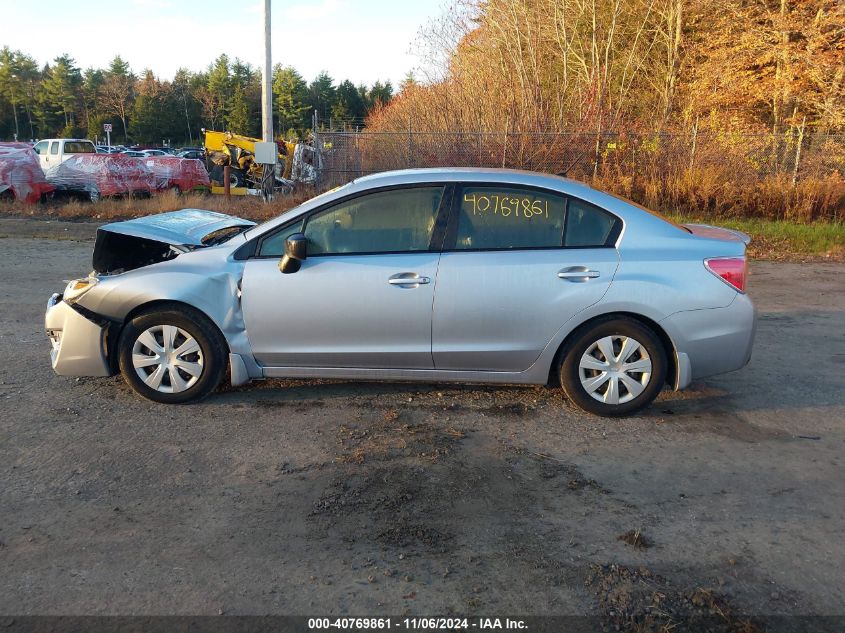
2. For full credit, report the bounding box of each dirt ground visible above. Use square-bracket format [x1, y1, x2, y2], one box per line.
[0, 217, 843, 629]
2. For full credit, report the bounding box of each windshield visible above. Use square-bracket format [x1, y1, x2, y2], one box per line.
[202, 225, 252, 246]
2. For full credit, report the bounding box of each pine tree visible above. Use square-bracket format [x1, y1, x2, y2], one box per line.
[308, 71, 336, 123]
[41, 54, 82, 135]
[273, 65, 310, 134]
[225, 84, 250, 135]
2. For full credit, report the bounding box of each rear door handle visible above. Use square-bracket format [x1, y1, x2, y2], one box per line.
[388, 273, 430, 286]
[558, 267, 600, 280]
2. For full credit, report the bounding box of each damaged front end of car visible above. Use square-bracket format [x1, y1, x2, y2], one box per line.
[46, 209, 255, 377]
[92, 208, 255, 275]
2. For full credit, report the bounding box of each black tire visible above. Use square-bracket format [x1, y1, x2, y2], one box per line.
[118, 305, 227, 404]
[559, 317, 667, 417]
[208, 165, 224, 185]
[208, 165, 244, 188]
[228, 168, 245, 187]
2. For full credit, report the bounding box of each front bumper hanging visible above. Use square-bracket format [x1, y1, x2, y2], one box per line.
[45, 293, 112, 377]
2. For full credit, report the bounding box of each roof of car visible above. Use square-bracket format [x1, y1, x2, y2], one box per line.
[352, 167, 595, 196]
[242, 167, 683, 243]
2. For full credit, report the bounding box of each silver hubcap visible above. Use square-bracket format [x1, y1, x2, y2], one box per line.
[578, 335, 652, 405]
[132, 325, 203, 394]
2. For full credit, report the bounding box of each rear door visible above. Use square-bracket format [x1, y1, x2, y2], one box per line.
[432, 184, 620, 372]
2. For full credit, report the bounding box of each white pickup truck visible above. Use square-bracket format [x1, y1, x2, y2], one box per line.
[32, 138, 96, 172]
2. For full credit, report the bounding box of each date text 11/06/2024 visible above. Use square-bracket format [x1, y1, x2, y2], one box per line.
[308, 617, 528, 630]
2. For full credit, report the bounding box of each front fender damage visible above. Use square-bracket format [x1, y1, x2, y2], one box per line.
[76, 266, 261, 386]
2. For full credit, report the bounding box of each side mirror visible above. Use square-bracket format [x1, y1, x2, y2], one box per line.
[279, 232, 307, 274]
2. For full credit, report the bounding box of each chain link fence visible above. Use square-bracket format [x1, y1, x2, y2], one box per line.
[312, 128, 845, 203]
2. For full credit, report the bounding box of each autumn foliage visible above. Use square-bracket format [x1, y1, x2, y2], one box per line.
[362, 0, 845, 221]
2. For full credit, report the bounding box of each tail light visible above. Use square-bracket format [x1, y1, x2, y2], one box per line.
[705, 257, 747, 293]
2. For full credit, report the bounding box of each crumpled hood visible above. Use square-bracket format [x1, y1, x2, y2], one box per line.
[98, 208, 255, 246]
[93, 209, 256, 275]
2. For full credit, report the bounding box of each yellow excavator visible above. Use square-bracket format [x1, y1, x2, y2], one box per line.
[202, 129, 320, 193]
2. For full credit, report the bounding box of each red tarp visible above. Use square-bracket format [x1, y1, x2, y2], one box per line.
[46, 154, 157, 199]
[142, 156, 210, 192]
[0, 142, 55, 203]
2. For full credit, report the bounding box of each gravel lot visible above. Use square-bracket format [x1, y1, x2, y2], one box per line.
[0, 217, 843, 628]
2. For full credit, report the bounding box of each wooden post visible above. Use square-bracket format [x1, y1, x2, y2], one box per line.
[792, 116, 806, 187]
[689, 116, 698, 171]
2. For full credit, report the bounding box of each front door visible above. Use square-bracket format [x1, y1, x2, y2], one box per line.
[241, 185, 448, 368]
[32, 141, 49, 171]
[432, 184, 621, 372]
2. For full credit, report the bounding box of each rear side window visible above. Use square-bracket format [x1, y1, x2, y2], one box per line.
[304, 186, 444, 255]
[454, 186, 566, 250]
[50, 142, 59, 155]
[564, 198, 618, 247]
[64, 142, 95, 154]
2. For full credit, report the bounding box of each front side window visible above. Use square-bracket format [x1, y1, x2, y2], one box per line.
[257, 219, 304, 257]
[303, 186, 444, 255]
[454, 186, 566, 250]
[33, 141, 47, 155]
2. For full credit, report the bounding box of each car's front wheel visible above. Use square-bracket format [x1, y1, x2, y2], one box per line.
[118, 306, 227, 404]
[559, 317, 667, 417]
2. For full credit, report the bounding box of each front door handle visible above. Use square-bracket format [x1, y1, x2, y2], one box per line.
[558, 267, 600, 280]
[388, 273, 430, 286]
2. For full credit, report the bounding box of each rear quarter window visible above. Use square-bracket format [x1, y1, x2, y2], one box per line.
[64, 142, 95, 154]
[564, 198, 620, 247]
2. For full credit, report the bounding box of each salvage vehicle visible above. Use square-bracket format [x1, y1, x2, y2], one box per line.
[32, 138, 96, 172]
[0, 142, 55, 203]
[142, 156, 210, 193]
[45, 168, 756, 416]
[45, 153, 157, 201]
[202, 129, 321, 192]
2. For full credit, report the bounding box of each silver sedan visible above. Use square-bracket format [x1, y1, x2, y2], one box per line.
[45, 168, 756, 416]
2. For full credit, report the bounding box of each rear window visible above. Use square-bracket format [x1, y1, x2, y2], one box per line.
[64, 142, 95, 154]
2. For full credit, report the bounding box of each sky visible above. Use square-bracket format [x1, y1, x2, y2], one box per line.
[0, 0, 443, 86]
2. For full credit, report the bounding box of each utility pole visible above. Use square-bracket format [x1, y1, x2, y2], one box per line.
[262, 0, 273, 143]
[258, 0, 275, 200]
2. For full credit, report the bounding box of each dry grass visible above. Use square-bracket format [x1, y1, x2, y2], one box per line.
[0, 188, 314, 223]
[593, 167, 845, 223]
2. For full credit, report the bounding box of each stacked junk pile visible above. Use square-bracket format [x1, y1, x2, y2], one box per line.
[46, 155, 211, 202]
[0, 143, 55, 202]
[1, 130, 321, 204]
[0, 144, 210, 204]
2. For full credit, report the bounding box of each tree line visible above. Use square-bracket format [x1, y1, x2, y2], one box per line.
[358, 0, 844, 222]
[0, 49, 395, 145]
[371, 0, 844, 139]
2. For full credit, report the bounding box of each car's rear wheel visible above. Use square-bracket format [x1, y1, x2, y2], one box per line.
[118, 306, 226, 404]
[559, 317, 667, 417]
